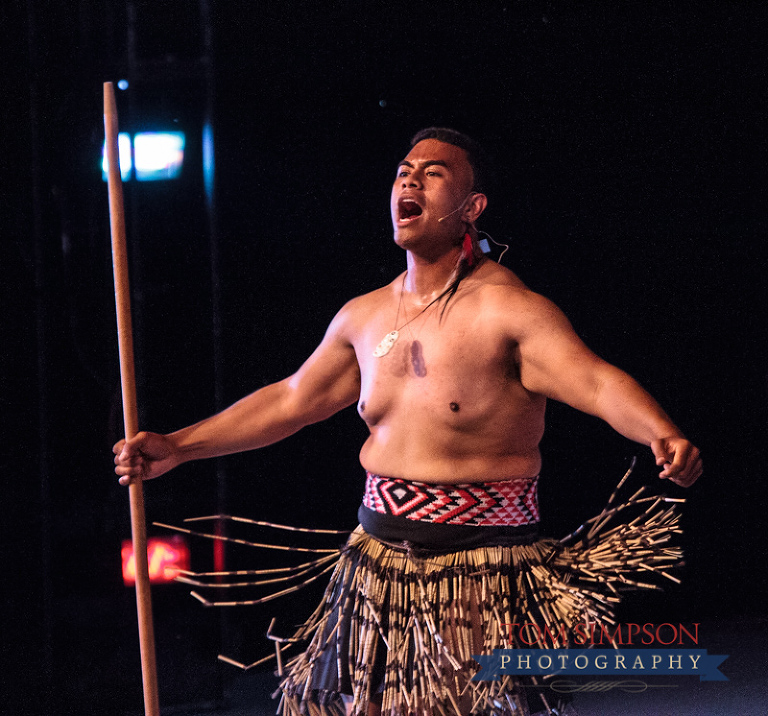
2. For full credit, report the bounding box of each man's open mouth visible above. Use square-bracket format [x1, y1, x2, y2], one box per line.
[398, 198, 423, 222]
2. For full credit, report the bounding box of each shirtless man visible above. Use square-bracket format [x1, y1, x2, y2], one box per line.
[114, 128, 701, 715]
[114, 129, 700, 488]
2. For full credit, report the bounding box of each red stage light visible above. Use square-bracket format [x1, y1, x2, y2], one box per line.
[121, 536, 190, 586]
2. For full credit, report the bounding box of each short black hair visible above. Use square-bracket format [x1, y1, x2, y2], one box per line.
[410, 127, 488, 193]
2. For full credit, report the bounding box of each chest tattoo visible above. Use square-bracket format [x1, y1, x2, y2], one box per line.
[410, 340, 427, 378]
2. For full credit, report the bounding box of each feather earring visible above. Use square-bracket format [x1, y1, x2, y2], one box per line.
[462, 232, 476, 266]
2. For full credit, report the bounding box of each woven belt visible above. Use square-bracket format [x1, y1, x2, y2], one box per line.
[363, 472, 540, 527]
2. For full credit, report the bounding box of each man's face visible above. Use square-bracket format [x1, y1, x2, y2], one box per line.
[391, 139, 475, 251]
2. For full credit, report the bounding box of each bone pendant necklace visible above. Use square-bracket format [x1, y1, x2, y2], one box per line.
[373, 272, 443, 357]
[373, 330, 400, 357]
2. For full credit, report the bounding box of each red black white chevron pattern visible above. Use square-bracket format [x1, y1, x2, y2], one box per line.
[363, 473, 540, 527]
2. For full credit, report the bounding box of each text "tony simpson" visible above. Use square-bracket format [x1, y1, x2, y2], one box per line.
[501, 622, 700, 648]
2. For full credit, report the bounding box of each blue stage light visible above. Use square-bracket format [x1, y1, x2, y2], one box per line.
[101, 132, 132, 180]
[101, 131, 185, 182]
[134, 132, 185, 181]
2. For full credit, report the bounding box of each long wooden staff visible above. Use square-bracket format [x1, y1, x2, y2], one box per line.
[103, 81, 161, 716]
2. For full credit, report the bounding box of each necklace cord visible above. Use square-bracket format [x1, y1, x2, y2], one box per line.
[392, 270, 457, 333]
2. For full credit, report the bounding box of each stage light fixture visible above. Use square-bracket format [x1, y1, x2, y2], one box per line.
[134, 132, 185, 181]
[102, 131, 185, 182]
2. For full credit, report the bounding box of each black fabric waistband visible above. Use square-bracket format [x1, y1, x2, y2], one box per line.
[357, 504, 540, 554]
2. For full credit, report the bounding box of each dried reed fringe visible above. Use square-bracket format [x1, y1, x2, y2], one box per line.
[164, 467, 684, 716]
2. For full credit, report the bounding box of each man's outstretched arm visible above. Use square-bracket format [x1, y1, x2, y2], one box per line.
[113, 305, 361, 484]
[515, 293, 702, 487]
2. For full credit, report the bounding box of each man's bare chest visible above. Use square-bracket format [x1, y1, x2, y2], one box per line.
[355, 308, 519, 416]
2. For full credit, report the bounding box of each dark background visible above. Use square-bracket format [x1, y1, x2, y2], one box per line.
[2, 1, 766, 714]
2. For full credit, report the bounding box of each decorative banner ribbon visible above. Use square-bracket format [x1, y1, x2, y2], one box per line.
[472, 649, 729, 682]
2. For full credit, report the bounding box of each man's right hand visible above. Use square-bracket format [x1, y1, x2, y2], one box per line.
[113, 431, 179, 485]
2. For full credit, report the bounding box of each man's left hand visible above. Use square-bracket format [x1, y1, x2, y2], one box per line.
[651, 437, 702, 487]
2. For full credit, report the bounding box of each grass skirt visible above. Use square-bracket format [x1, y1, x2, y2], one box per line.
[162, 466, 684, 716]
[274, 473, 684, 715]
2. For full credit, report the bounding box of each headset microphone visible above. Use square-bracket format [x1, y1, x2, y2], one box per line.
[437, 193, 475, 222]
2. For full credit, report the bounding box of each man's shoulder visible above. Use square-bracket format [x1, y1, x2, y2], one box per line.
[470, 262, 565, 327]
[471, 261, 542, 306]
[332, 274, 403, 326]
